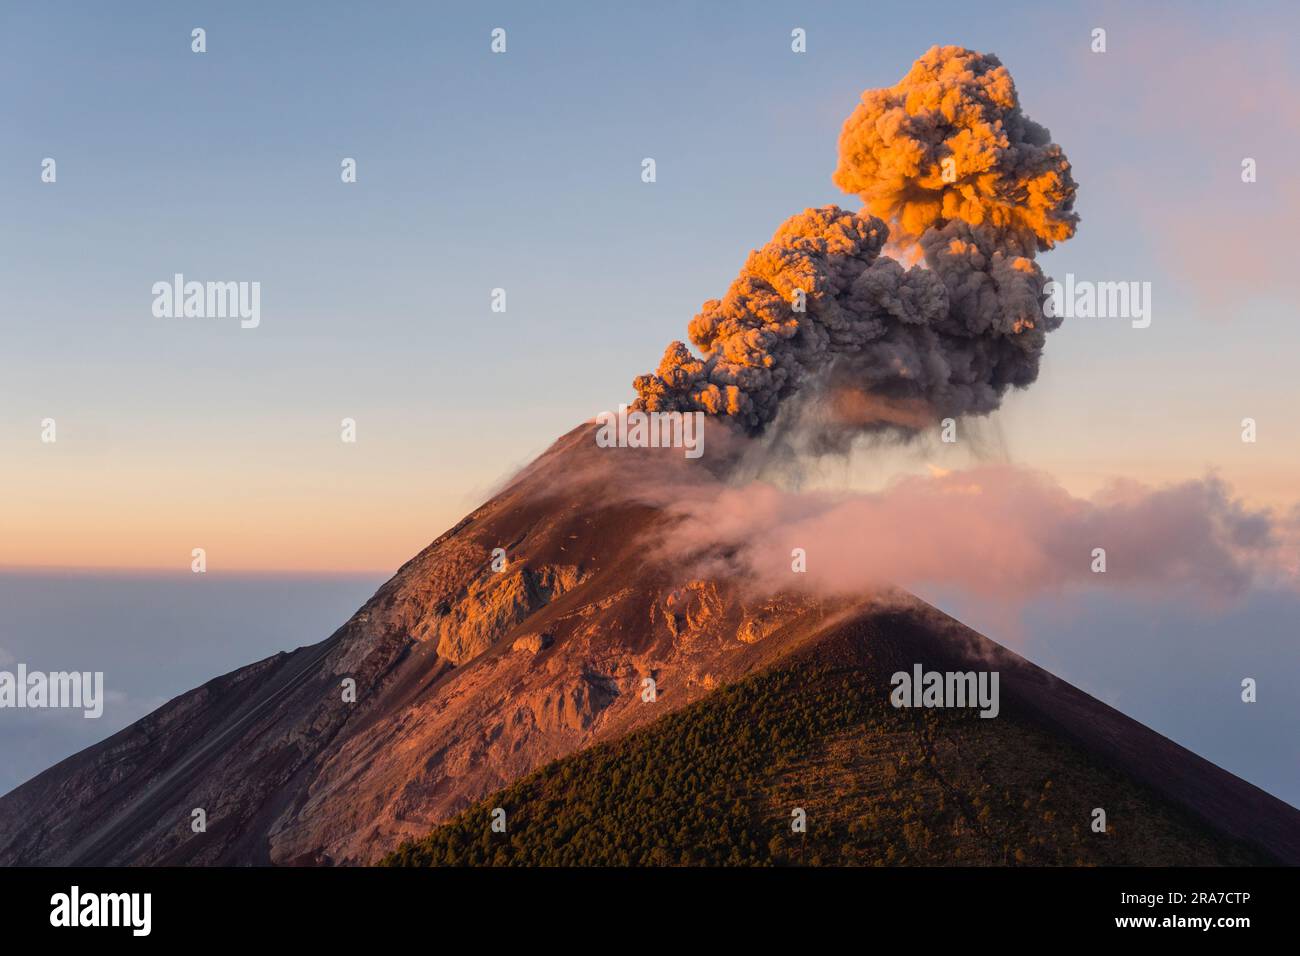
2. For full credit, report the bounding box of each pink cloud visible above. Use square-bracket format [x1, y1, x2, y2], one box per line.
[642, 464, 1294, 606]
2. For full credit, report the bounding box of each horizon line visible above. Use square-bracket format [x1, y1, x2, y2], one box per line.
[0, 563, 395, 579]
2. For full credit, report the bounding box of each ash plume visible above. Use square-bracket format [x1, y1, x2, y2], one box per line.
[834, 46, 1078, 250]
[633, 46, 1078, 445]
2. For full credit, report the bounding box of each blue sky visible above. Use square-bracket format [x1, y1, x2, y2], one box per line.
[5, 0, 1299, 570]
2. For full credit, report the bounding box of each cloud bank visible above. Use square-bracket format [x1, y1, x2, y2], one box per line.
[641, 466, 1293, 606]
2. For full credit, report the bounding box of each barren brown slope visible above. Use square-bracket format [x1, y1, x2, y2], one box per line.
[0, 425, 846, 865]
[0, 424, 1295, 866]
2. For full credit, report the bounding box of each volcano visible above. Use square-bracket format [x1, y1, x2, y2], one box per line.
[1, 425, 1296, 866]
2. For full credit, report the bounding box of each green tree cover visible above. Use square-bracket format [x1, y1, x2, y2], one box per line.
[382, 663, 1267, 867]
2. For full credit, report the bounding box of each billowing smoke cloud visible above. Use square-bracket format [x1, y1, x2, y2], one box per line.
[633, 47, 1077, 444]
[639, 466, 1295, 606]
[834, 46, 1078, 250]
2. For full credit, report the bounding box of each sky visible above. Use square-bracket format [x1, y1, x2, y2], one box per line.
[0, 1, 1296, 808]
[3, 0, 1299, 573]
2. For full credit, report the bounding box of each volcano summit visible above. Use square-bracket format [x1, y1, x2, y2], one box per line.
[0, 427, 1297, 866]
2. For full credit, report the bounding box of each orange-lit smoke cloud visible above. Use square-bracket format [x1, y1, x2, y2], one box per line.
[633, 47, 1078, 448]
[834, 46, 1077, 250]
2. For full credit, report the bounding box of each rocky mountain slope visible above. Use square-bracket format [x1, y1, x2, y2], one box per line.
[1, 424, 1296, 866]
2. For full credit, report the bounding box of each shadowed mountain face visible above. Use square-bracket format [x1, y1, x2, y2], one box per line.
[381, 637, 1275, 867]
[1, 426, 1296, 866]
